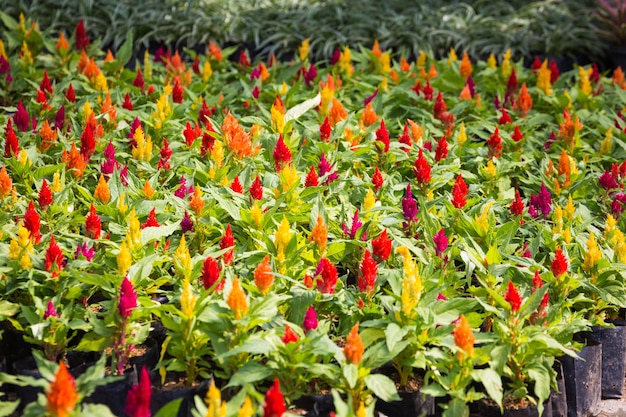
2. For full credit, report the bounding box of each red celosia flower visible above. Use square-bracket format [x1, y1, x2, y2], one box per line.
[414, 148, 431, 186]
[505, 68, 518, 104]
[315, 257, 338, 294]
[220, 223, 235, 265]
[85, 203, 101, 239]
[239, 50, 250, 67]
[14, 99, 29, 132]
[4, 118, 19, 157]
[46, 361, 78, 417]
[375, 119, 390, 152]
[305, 166, 319, 187]
[158, 138, 172, 170]
[38, 179, 52, 210]
[40, 71, 53, 96]
[499, 108, 512, 125]
[451, 174, 468, 209]
[549, 60, 560, 83]
[65, 83, 76, 102]
[510, 189, 525, 216]
[263, 379, 286, 417]
[398, 123, 411, 153]
[282, 324, 299, 344]
[551, 248, 568, 278]
[125, 366, 151, 417]
[344, 323, 364, 365]
[254, 255, 274, 294]
[74, 20, 90, 50]
[434, 135, 448, 162]
[24, 200, 42, 244]
[532, 270, 543, 292]
[45, 236, 65, 277]
[183, 121, 202, 147]
[320, 116, 331, 142]
[118, 276, 137, 319]
[303, 305, 318, 332]
[512, 125, 524, 142]
[172, 80, 184, 104]
[273, 135, 292, 172]
[201, 121, 216, 156]
[201, 256, 223, 291]
[250, 175, 263, 200]
[231, 176, 243, 194]
[122, 93, 133, 111]
[433, 92, 447, 120]
[504, 281, 522, 313]
[372, 167, 383, 192]
[141, 208, 160, 229]
[133, 69, 145, 92]
[357, 249, 377, 295]
[487, 126, 502, 158]
[80, 124, 95, 161]
[372, 229, 392, 262]
[423, 81, 434, 101]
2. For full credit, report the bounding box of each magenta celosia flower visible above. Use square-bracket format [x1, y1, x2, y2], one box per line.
[118, 276, 137, 320]
[75, 242, 95, 261]
[529, 182, 552, 218]
[174, 176, 193, 198]
[599, 170, 619, 190]
[465, 75, 476, 97]
[341, 210, 363, 240]
[402, 184, 418, 222]
[364, 89, 378, 106]
[74, 20, 90, 50]
[331, 48, 341, 65]
[318, 153, 337, 185]
[304, 63, 317, 86]
[14, 99, 30, 132]
[44, 300, 58, 319]
[315, 258, 338, 294]
[54, 104, 65, 131]
[120, 165, 129, 187]
[544, 131, 557, 150]
[180, 211, 194, 234]
[433, 228, 448, 257]
[303, 305, 318, 332]
[263, 379, 286, 417]
[252, 85, 260, 99]
[124, 366, 151, 417]
[0, 55, 9, 75]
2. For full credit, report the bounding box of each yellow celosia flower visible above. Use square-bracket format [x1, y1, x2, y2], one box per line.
[126, 208, 141, 250]
[564, 196, 575, 219]
[0, 39, 6, 59]
[447, 48, 458, 66]
[204, 379, 227, 417]
[612, 229, 626, 263]
[356, 402, 366, 417]
[279, 82, 289, 95]
[143, 50, 153, 80]
[181, 278, 197, 318]
[275, 216, 291, 249]
[271, 105, 285, 134]
[201, 60, 212, 83]
[51, 171, 62, 193]
[475, 202, 494, 233]
[552, 205, 564, 236]
[153, 93, 171, 130]
[238, 397, 254, 417]
[501, 49, 512, 78]
[582, 232, 602, 273]
[320, 85, 334, 117]
[600, 127, 613, 155]
[457, 122, 467, 146]
[537, 60, 553, 95]
[132, 126, 152, 162]
[95, 72, 108, 92]
[605, 214, 617, 239]
[18, 149, 31, 167]
[20, 42, 33, 66]
[416, 51, 426, 68]
[117, 241, 132, 276]
[250, 201, 263, 228]
[227, 277, 248, 320]
[339, 46, 354, 77]
[396, 246, 423, 317]
[579, 66, 592, 96]
[379, 52, 391, 74]
[211, 140, 225, 169]
[483, 160, 496, 179]
[487, 53, 497, 68]
[163, 83, 173, 96]
[175, 235, 192, 278]
[83, 100, 93, 120]
[279, 163, 300, 194]
[363, 188, 376, 212]
[298, 38, 310, 61]
[8, 224, 33, 269]
[117, 193, 128, 216]
[563, 228, 572, 244]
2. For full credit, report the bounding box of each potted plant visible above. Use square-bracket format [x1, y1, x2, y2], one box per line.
[594, 0, 626, 68]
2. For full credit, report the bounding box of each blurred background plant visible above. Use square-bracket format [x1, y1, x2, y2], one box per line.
[0, 0, 608, 66]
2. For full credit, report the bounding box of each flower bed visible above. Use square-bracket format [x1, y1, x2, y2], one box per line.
[1, 12, 626, 417]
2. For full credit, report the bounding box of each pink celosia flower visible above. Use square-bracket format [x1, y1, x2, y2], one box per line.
[118, 276, 137, 319]
[124, 366, 151, 417]
[303, 305, 319, 332]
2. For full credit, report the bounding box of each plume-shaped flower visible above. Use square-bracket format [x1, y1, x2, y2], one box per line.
[227, 277, 248, 320]
[125, 366, 151, 417]
[453, 315, 475, 360]
[315, 258, 338, 294]
[263, 379, 286, 417]
[46, 361, 79, 417]
[118, 276, 137, 319]
[343, 323, 364, 365]
[220, 223, 235, 265]
[303, 305, 318, 332]
[357, 250, 377, 295]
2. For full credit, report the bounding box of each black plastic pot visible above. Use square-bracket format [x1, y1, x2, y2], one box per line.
[152, 378, 210, 417]
[84, 367, 137, 416]
[472, 397, 552, 417]
[590, 321, 626, 399]
[560, 338, 602, 417]
[551, 360, 568, 417]
[375, 389, 435, 417]
[293, 393, 335, 417]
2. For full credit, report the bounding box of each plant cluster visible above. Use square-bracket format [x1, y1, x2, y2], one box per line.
[1, 12, 626, 417]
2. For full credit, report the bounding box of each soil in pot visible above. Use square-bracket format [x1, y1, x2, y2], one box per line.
[590, 321, 626, 399]
[470, 395, 552, 417]
[374, 366, 435, 417]
[560, 337, 602, 417]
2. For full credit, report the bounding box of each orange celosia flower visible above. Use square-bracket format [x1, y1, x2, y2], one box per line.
[61, 143, 86, 178]
[360, 103, 379, 128]
[0, 166, 12, 198]
[310, 215, 328, 253]
[407, 120, 423, 143]
[143, 180, 154, 199]
[46, 361, 79, 417]
[459, 52, 472, 79]
[39, 120, 58, 152]
[94, 175, 110, 203]
[558, 109, 583, 149]
[453, 315, 475, 360]
[209, 41, 223, 62]
[400, 57, 411, 72]
[390, 69, 399, 84]
[100, 92, 117, 125]
[227, 277, 248, 320]
[83, 57, 100, 81]
[371, 40, 382, 58]
[189, 185, 204, 214]
[221, 112, 258, 158]
[56, 32, 69, 53]
[459, 85, 472, 101]
[613, 67, 626, 89]
[343, 323, 364, 365]
[104, 49, 115, 62]
[328, 97, 347, 127]
[557, 149, 571, 188]
[427, 63, 438, 80]
[254, 255, 274, 294]
[513, 83, 532, 117]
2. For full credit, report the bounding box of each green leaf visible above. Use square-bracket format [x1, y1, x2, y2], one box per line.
[79, 402, 118, 416]
[226, 362, 273, 388]
[385, 323, 408, 352]
[443, 398, 469, 417]
[115, 30, 134, 68]
[343, 364, 358, 389]
[0, 300, 19, 321]
[473, 368, 502, 409]
[141, 222, 180, 245]
[0, 400, 19, 417]
[364, 373, 400, 402]
[0, 11, 17, 30]
[153, 398, 182, 417]
[284, 93, 321, 122]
